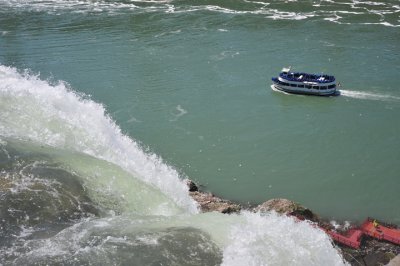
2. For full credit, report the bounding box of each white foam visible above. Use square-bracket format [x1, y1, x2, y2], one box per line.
[362, 22, 400, 28]
[352, 0, 386, 7]
[169, 105, 188, 121]
[268, 9, 313, 20]
[126, 116, 141, 123]
[0, 65, 198, 214]
[330, 220, 351, 231]
[270, 85, 291, 95]
[222, 212, 347, 266]
[14, 226, 36, 239]
[0, 0, 159, 14]
[5, 212, 347, 265]
[1, 0, 399, 27]
[155, 29, 182, 38]
[210, 50, 241, 61]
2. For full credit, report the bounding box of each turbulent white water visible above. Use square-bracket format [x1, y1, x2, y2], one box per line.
[1, 0, 399, 27]
[0, 64, 198, 215]
[0, 64, 347, 265]
[221, 212, 346, 266]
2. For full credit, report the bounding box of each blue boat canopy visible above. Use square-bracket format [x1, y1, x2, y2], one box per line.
[279, 71, 335, 84]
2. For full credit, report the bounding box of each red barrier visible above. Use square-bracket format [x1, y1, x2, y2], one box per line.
[360, 218, 400, 245]
[325, 228, 362, 249]
[324, 218, 400, 249]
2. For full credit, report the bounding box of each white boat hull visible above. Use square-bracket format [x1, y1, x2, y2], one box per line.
[271, 83, 337, 96]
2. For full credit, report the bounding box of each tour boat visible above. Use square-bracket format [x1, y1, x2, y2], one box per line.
[271, 67, 338, 96]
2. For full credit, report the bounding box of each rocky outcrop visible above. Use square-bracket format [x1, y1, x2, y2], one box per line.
[253, 198, 301, 213]
[185, 179, 241, 214]
[253, 198, 320, 222]
[189, 191, 241, 214]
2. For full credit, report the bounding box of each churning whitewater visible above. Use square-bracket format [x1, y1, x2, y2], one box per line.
[0, 65, 347, 265]
[0, 64, 198, 214]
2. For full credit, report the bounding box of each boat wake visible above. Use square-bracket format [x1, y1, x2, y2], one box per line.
[340, 89, 400, 102]
[270, 84, 291, 95]
[272, 86, 400, 101]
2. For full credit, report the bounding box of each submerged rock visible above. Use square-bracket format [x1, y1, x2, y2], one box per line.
[0, 161, 100, 246]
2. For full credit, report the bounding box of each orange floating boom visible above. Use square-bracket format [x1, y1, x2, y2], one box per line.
[325, 228, 363, 249]
[360, 218, 400, 245]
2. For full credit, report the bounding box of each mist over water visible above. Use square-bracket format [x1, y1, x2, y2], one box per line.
[1, 0, 399, 264]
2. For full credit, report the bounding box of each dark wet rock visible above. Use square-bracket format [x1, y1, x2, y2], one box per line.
[185, 179, 198, 192]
